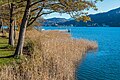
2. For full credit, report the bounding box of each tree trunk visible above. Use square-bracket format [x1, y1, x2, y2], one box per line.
[0, 19, 2, 32]
[14, 0, 31, 56]
[9, 3, 14, 46]
[14, 18, 16, 43]
[1, 19, 3, 34]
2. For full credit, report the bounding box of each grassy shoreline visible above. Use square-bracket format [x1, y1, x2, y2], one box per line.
[0, 29, 98, 80]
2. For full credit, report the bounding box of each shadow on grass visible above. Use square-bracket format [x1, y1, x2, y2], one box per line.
[0, 54, 15, 58]
[0, 46, 8, 49]
[0, 46, 15, 58]
[0, 42, 6, 44]
[0, 45, 15, 51]
[0, 35, 8, 39]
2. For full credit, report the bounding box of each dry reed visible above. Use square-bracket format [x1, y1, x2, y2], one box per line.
[0, 29, 98, 80]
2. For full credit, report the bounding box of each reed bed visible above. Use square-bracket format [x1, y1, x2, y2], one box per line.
[0, 29, 98, 80]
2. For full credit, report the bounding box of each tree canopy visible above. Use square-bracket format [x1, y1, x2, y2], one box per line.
[0, 0, 102, 56]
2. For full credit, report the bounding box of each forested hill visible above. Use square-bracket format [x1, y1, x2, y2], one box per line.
[43, 7, 120, 27]
[43, 18, 69, 26]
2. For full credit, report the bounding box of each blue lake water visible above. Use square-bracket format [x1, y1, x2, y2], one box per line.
[42, 27, 120, 80]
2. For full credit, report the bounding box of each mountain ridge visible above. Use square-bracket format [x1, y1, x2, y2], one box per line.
[42, 7, 120, 27]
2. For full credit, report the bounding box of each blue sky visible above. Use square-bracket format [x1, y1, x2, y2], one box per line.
[43, 0, 120, 19]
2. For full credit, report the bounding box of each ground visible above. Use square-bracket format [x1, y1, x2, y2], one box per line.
[0, 34, 15, 65]
[0, 30, 98, 80]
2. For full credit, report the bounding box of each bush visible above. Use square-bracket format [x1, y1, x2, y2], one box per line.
[24, 39, 34, 55]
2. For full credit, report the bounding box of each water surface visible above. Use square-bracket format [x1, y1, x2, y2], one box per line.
[43, 27, 120, 80]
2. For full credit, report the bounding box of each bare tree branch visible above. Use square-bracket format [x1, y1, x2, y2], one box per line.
[30, 0, 45, 7]
[27, 3, 44, 27]
[31, 7, 42, 12]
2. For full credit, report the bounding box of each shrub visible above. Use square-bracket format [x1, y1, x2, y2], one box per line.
[24, 39, 34, 56]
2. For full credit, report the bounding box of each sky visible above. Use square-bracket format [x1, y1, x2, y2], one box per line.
[43, 0, 120, 19]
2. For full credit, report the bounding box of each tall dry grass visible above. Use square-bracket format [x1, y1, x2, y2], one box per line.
[0, 29, 98, 80]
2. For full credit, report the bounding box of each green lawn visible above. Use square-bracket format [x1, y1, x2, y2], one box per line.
[0, 37, 16, 65]
[0, 37, 8, 44]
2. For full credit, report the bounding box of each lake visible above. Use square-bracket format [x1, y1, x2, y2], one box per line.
[42, 27, 120, 80]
